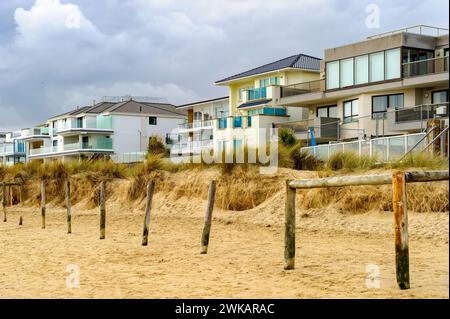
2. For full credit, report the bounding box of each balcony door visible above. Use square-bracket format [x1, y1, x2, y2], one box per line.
[82, 136, 89, 149]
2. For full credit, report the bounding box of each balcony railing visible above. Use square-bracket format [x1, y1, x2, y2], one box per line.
[179, 120, 213, 130]
[30, 139, 113, 156]
[402, 56, 449, 78]
[280, 79, 324, 98]
[247, 87, 267, 101]
[394, 102, 449, 123]
[21, 127, 50, 138]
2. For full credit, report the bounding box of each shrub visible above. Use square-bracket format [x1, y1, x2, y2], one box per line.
[278, 128, 297, 147]
[148, 135, 167, 156]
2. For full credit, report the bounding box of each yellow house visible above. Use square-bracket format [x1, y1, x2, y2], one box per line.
[214, 53, 321, 120]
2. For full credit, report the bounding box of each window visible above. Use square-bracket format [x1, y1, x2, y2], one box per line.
[76, 117, 83, 128]
[432, 90, 449, 104]
[385, 48, 401, 80]
[149, 117, 157, 125]
[355, 55, 369, 85]
[369, 51, 385, 82]
[326, 61, 340, 89]
[340, 58, 354, 88]
[316, 105, 338, 118]
[239, 86, 253, 101]
[259, 76, 280, 88]
[193, 112, 202, 121]
[343, 99, 359, 123]
[372, 94, 404, 118]
[52, 140, 58, 147]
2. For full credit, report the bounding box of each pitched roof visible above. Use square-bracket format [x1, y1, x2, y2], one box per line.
[215, 54, 321, 84]
[48, 100, 186, 121]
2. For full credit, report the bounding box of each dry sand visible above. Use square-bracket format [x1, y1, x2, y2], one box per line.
[1, 187, 448, 299]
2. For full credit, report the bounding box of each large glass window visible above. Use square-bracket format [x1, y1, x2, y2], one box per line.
[386, 48, 401, 80]
[432, 90, 449, 104]
[355, 55, 369, 85]
[372, 93, 404, 118]
[326, 61, 340, 89]
[343, 99, 359, 123]
[369, 51, 385, 82]
[316, 105, 338, 118]
[340, 58, 354, 88]
[239, 86, 253, 101]
[259, 76, 280, 88]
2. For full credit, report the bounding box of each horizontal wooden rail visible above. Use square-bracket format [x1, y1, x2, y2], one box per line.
[288, 170, 449, 189]
[0, 182, 22, 187]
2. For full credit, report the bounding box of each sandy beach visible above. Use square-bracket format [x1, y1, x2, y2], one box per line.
[1, 187, 448, 299]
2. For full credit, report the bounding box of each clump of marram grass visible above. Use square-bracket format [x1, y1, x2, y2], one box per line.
[389, 152, 449, 170]
[326, 151, 378, 172]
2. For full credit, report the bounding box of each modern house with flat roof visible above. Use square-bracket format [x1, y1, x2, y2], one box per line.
[272, 25, 449, 145]
[21, 98, 186, 163]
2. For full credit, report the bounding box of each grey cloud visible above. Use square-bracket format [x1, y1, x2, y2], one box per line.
[0, 0, 448, 131]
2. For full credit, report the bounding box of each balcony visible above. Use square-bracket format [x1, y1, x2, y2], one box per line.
[247, 87, 267, 101]
[29, 139, 113, 157]
[57, 116, 113, 136]
[20, 127, 50, 141]
[274, 117, 340, 142]
[402, 56, 449, 78]
[170, 139, 214, 155]
[280, 79, 324, 98]
[179, 120, 213, 131]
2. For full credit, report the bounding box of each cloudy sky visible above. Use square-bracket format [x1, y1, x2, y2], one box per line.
[0, 0, 448, 130]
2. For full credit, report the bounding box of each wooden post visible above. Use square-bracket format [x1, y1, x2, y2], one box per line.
[19, 216, 23, 226]
[66, 180, 72, 234]
[2, 184, 6, 222]
[392, 171, 410, 290]
[99, 181, 106, 240]
[41, 180, 46, 229]
[142, 181, 155, 246]
[9, 185, 13, 207]
[284, 180, 296, 270]
[200, 180, 217, 254]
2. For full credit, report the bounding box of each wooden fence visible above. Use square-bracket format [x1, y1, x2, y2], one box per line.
[1, 170, 449, 291]
[285, 170, 449, 290]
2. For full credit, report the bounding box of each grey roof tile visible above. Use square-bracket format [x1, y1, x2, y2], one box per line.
[215, 54, 321, 84]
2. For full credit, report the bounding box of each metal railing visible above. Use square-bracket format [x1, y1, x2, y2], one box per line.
[30, 140, 113, 156]
[280, 79, 324, 98]
[179, 120, 213, 130]
[402, 56, 449, 78]
[170, 139, 214, 154]
[247, 87, 267, 101]
[301, 132, 428, 162]
[111, 152, 147, 164]
[367, 25, 449, 39]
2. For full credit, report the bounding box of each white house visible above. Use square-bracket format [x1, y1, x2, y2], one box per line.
[22, 98, 186, 163]
[0, 131, 26, 166]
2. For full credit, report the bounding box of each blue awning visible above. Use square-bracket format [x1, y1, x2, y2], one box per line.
[237, 99, 272, 109]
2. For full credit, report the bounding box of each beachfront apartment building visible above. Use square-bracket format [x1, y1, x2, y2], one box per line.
[0, 131, 26, 165]
[213, 54, 321, 152]
[20, 98, 186, 163]
[271, 25, 449, 146]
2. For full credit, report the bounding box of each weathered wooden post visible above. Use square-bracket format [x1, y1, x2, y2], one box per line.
[66, 180, 72, 234]
[392, 171, 410, 290]
[284, 180, 296, 270]
[2, 184, 6, 222]
[41, 180, 46, 229]
[142, 181, 155, 246]
[9, 185, 13, 207]
[99, 181, 106, 240]
[200, 180, 217, 254]
[19, 216, 23, 226]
